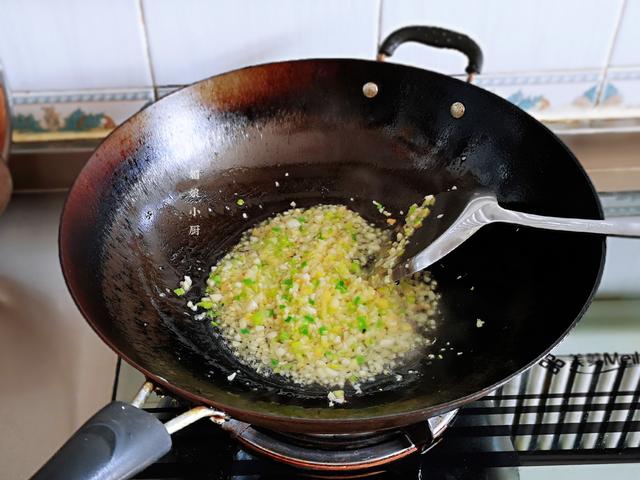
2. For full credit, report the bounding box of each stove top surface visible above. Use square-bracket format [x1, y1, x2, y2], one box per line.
[113, 353, 640, 479]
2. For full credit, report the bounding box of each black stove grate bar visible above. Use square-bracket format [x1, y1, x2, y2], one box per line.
[448, 421, 640, 438]
[617, 371, 640, 449]
[129, 353, 640, 477]
[595, 362, 628, 449]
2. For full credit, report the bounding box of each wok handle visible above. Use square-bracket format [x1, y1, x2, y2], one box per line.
[30, 401, 172, 480]
[493, 205, 640, 238]
[378, 26, 483, 80]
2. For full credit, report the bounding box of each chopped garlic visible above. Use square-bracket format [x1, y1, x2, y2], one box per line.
[328, 390, 346, 406]
[186, 301, 197, 311]
[179, 275, 193, 292]
[201, 204, 438, 388]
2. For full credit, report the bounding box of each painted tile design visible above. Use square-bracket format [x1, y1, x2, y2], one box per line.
[11, 90, 153, 142]
[473, 72, 602, 116]
[597, 70, 640, 110]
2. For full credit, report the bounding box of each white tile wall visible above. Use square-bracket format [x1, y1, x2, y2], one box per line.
[0, 0, 152, 91]
[1, 0, 640, 123]
[142, 0, 379, 86]
[610, 0, 640, 67]
[379, 0, 624, 75]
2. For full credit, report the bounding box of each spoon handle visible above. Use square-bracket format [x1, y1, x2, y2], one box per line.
[493, 205, 640, 238]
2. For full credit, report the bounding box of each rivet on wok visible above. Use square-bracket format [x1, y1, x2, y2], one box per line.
[362, 82, 379, 98]
[450, 102, 465, 118]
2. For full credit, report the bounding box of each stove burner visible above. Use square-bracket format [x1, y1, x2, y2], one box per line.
[118, 353, 640, 478]
[221, 411, 458, 471]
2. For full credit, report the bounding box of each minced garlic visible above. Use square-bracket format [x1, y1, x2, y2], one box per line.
[195, 203, 438, 387]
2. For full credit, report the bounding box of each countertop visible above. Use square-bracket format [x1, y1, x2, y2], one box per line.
[0, 193, 115, 479]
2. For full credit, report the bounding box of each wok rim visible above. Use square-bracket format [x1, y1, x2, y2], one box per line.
[59, 58, 606, 433]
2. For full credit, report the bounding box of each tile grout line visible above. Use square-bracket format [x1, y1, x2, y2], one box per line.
[136, 0, 158, 102]
[594, 0, 628, 108]
[375, 0, 384, 52]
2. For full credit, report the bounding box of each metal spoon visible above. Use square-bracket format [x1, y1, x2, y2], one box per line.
[391, 190, 640, 282]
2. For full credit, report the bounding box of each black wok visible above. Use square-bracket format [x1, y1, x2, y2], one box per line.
[35, 27, 604, 479]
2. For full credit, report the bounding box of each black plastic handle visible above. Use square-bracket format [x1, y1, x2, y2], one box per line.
[31, 401, 172, 480]
[378, 26, 484, 75]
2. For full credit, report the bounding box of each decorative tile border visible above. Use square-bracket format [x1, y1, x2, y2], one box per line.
[474, 71, 601, 88]
[472, 71, 603, 115]
[13, 90, 153, 105]
[9, 70, 640, 143]
[11, 89, 154, 142]
[597, 68, 640, 110]
[155, 85, 182, 100]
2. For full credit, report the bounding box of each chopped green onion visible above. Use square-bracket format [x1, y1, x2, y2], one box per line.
[318, 326, 328, 335]
[357, 315, 368, 332]
[173, 287, 186, 296]
[197, 300, 213, 309]
[308, 298, 315, 305]
[268, 309, 276, 318]
[353, 296, 362, 306]
[250, 311, 265, 325]
[236, 199, 245, 206]
[297, 216, 306, 223]
[335, 279, 347, 293]
[272, 226, 281, 233]
[303, 315, 315, 323]
[270, 358, 279, 366]
[282, 278, 293, 287]
[285, 315, 295, 323]
[300, 260, 308, 268]
[299, 324, 309, 336]
[278, 331, 289, 342]
[211, 275, 221, 285]
[356, 355, 366, 365]
[279, 304, 286, 310]
[242, 278, 255, 286]
[240, 327, 251, 334]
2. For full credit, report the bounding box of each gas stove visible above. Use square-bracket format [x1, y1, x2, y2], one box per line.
[113, 353, 640, 479]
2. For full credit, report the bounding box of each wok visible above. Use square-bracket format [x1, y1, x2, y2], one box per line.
[35, 27, 605, 479]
